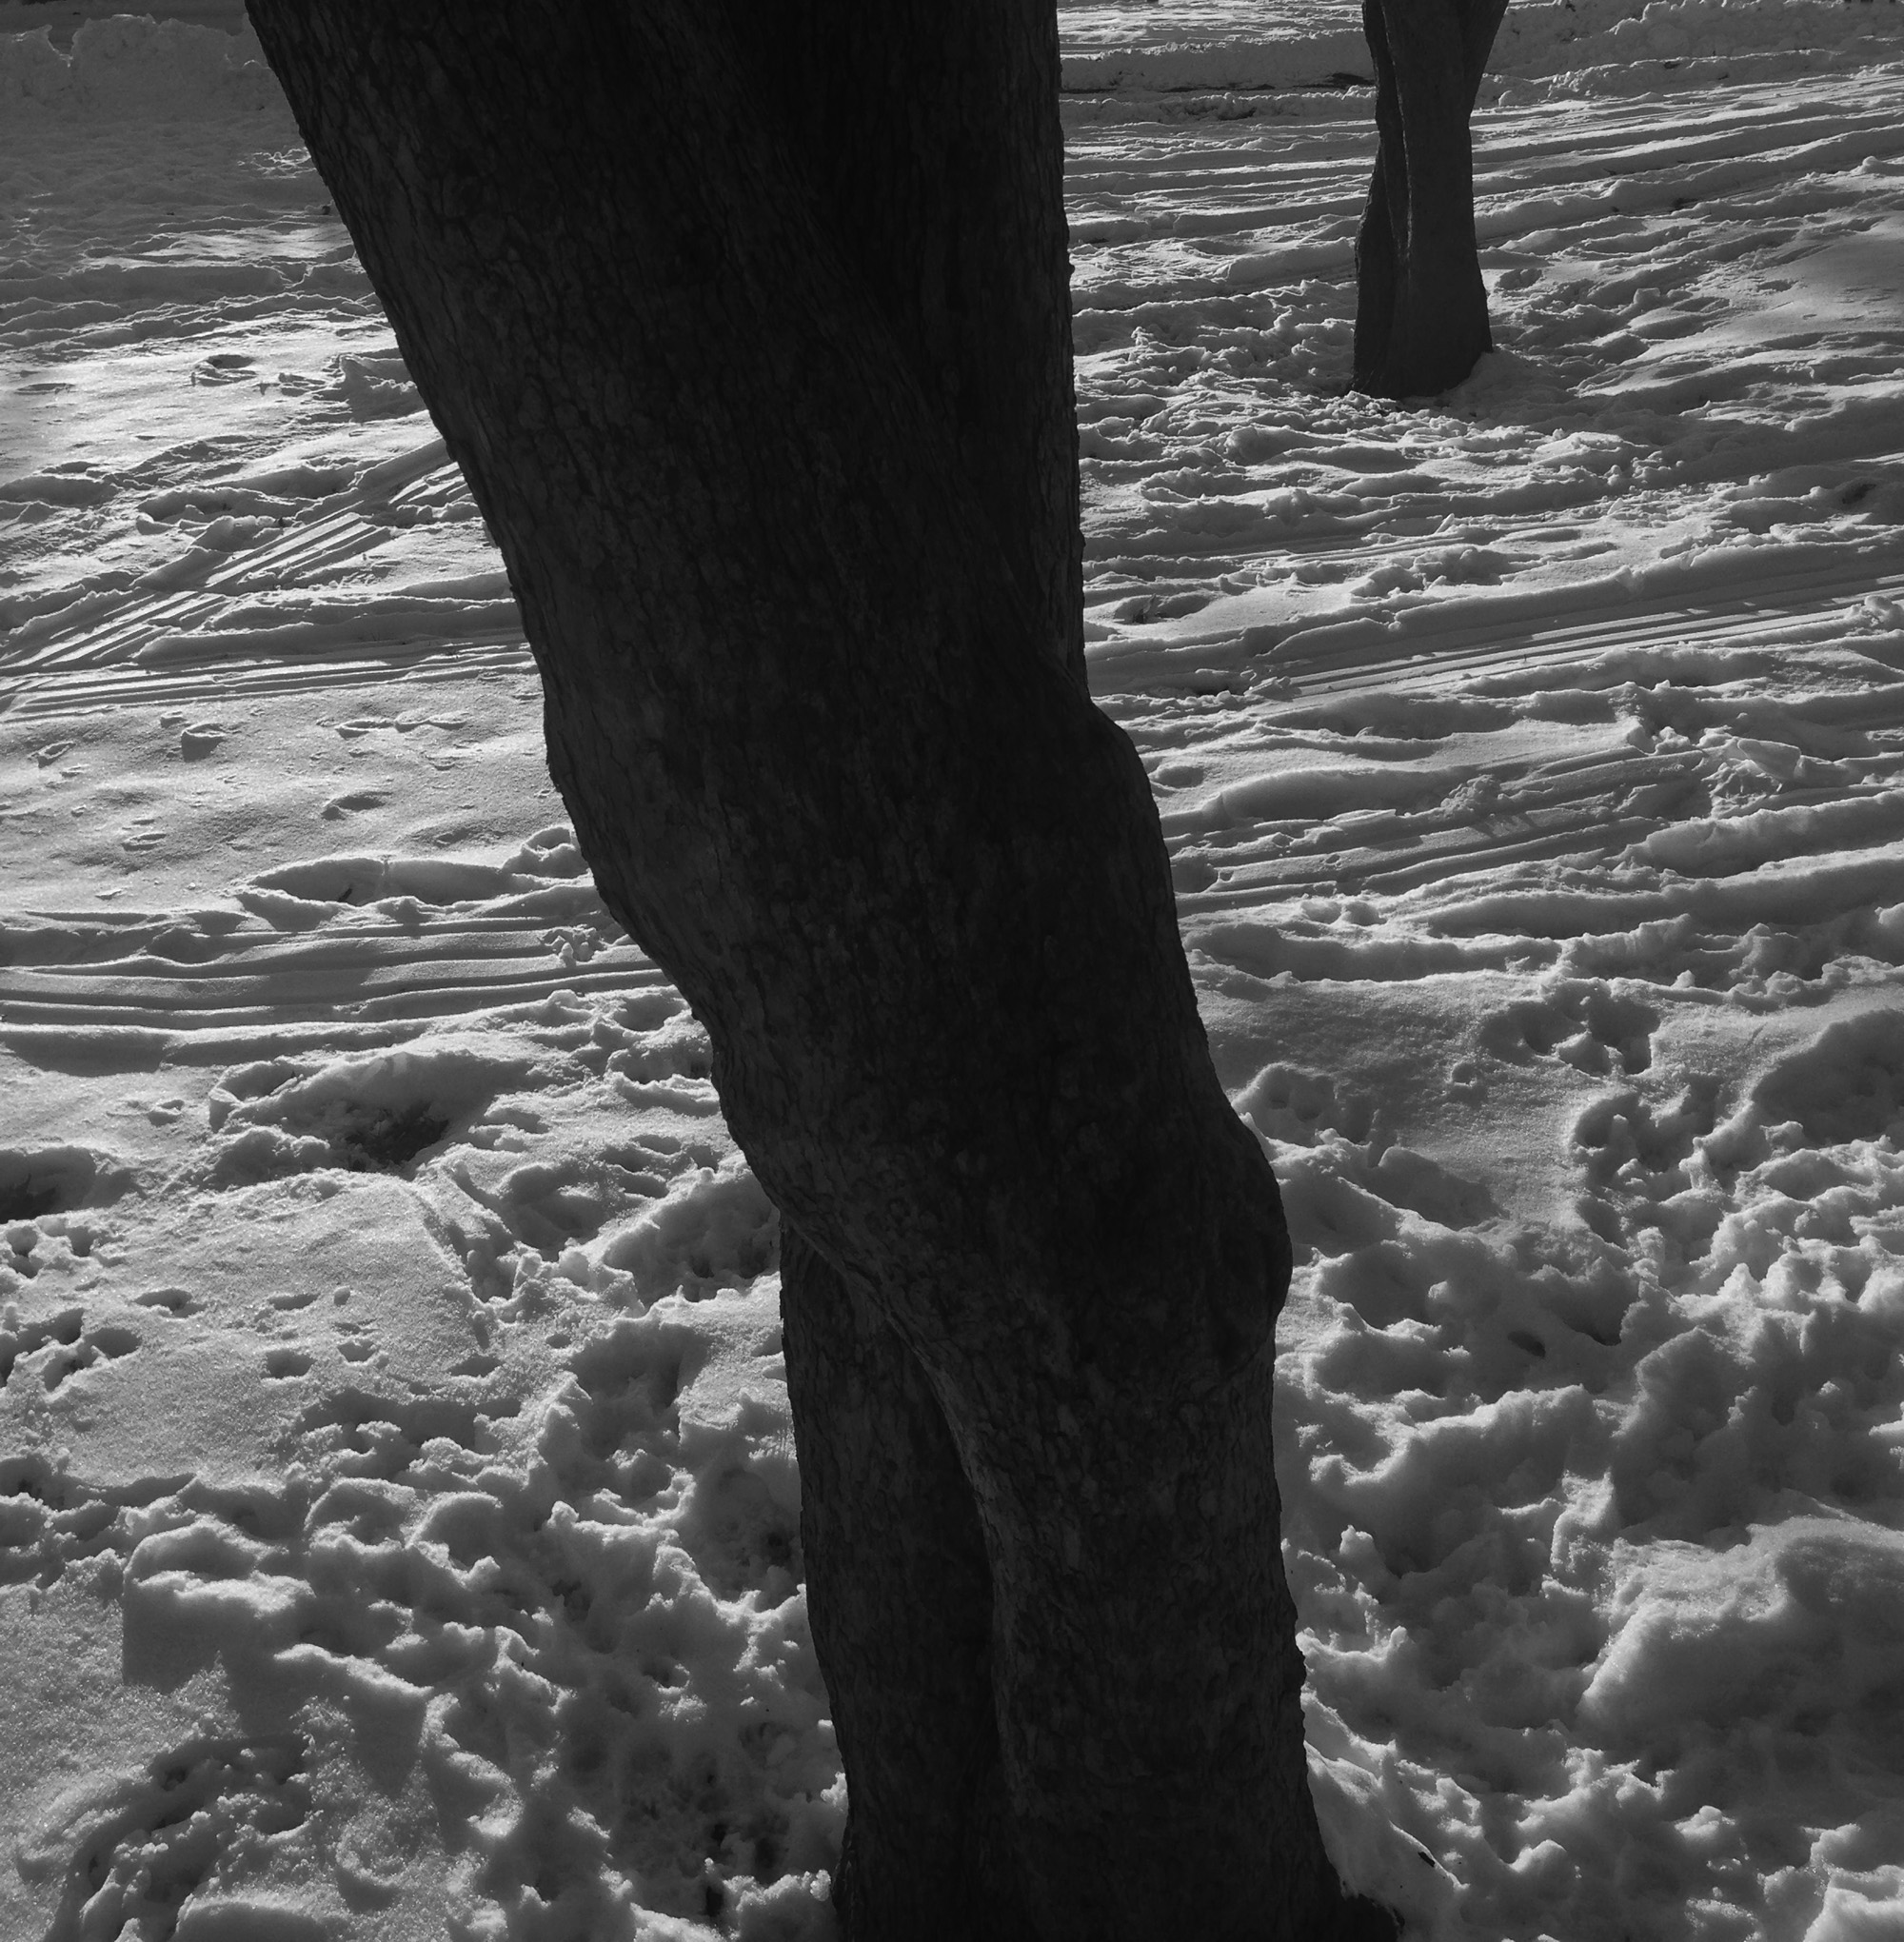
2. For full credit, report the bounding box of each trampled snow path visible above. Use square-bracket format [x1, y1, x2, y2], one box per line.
[5, 7, 1904, 1941]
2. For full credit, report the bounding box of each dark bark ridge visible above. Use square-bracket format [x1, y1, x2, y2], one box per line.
[1353, 0, 1510, 398]
[245, 4, 1399, 1937]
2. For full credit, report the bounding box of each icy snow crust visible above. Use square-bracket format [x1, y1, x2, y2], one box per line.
[4, 3, 1904, 1938]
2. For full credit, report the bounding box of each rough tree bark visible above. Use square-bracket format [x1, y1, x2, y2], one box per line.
[1353, 0, 1510, 398]
[246, 4, 1398, 1938]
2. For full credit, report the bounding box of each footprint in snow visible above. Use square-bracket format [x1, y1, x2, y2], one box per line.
[16, 1735, 316, 1942]
[198, 1050, 513, 1189]
[319, 789, 390, 820]
[1481, 979, 1657, 1079]
[1755, 1007, 1904, 1147]
[188, 352, 256, 386]
[1239, 1062, 1376, 1148]
[0, 1146, 127, 1223]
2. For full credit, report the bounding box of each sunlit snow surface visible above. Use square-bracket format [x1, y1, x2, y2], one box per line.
[6, 2, 1904, 1937]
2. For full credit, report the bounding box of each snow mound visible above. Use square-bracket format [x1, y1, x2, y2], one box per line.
[1580, 1517, 1904, 1741]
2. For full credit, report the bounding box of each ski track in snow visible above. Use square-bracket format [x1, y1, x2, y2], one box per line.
[5, 5, 1904, 1940]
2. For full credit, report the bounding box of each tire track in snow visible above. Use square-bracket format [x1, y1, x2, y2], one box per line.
[0, 637, 535, 720]
[1, 442, 531, 720]
[1105, 542, 1904, 976]
[1279, 555, 1904, 699]
[0, 920, 660, 1039]
[0, 884, 660, 1058]
[1090, 541, 1904, 694]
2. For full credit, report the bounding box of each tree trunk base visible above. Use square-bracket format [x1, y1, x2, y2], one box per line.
[781, 1231, 1039, 1941]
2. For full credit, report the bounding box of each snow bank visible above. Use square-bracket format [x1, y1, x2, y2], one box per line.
[1496, 0, 1904, 77]
[1058, 0, 1904, 91]
[1063, 31, 1373, 93]
[10, 2, 1896, 114]
[0, 13, 273, 115]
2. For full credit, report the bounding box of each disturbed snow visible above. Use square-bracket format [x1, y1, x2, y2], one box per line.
[4, 2, 1904, 1938]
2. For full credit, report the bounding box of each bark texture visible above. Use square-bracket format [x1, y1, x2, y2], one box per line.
[1353, 0, 1509, 398]
[245, 3, 1398, 1936]
[781, 1233, 1036, 1939]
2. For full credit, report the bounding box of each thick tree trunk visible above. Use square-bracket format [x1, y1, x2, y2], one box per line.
[246, 4, 1396, 1937]
[1353, 0, 1509, 398]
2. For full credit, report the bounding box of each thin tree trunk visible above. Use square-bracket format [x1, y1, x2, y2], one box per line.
[1353, 0, 1509, 398]
[246, 4, 1396, 1936]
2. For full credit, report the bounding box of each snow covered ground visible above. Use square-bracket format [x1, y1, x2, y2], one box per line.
[5, 2, 1904, 1937]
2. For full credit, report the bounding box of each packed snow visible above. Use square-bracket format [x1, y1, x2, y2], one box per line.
[4, 1, 1904, 1936]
